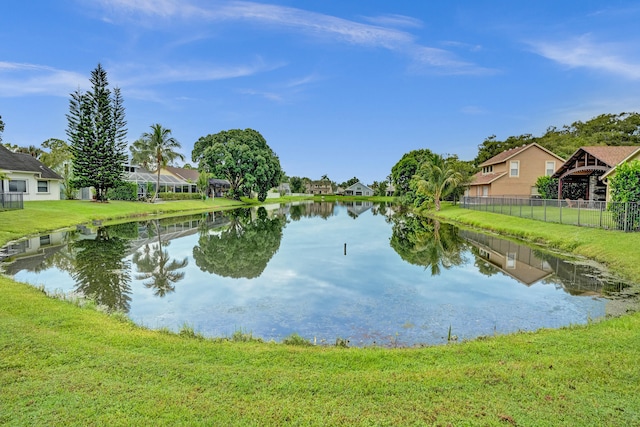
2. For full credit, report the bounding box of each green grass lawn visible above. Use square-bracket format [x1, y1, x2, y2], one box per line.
[1, 199, 640, 425]
[464, 202, 620, 229]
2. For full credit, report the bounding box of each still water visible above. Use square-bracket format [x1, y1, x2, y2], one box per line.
[1, 202, 632, 346]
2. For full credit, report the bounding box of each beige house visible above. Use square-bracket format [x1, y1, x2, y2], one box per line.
[306, 180, 333, 195]
[467, 143, 565, 198]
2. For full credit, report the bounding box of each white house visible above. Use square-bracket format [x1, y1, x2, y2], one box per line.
[0, 145, 62, 201]
[344, 182, 374, 196]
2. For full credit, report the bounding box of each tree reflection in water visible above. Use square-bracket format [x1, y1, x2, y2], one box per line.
[389, 213, 466, 275]
[71, 227, 132, 312]
[193, 207, 286, 279]
[132, 219, 188, 297]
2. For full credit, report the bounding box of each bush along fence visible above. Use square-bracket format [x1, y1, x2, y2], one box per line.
[461, 196, 640, 232]
[0, 193, 24, 211]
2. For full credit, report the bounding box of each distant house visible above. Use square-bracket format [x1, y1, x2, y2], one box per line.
[467, 143, 565, 198]
[306, 180, 333, 195]
[124, 165, 198, 199]
[385, 184, 395, 197]
[344, 182, 374, 196]
[162, 166, 200, 183]
[0, 144, 62, 201]
[553, 146, 640, 202]
[209, 178, 231, 197]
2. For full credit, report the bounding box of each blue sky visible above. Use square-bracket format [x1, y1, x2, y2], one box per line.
[2, 1, 640, 184]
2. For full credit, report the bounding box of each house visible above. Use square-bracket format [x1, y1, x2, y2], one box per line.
[552, 146, 640, 202]
[124, 165, 198, 198]
[162, 166, 200, 183]
[344, 182, 374, 196]
[0, 144, 62, 201]
[306, 180, 333, 195]
[209, 178, 231, 197]
[599, 147, 640, 202]
[467, 143, 565, 198]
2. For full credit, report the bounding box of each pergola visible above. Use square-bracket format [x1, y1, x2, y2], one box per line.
[552, 146, 639, 201]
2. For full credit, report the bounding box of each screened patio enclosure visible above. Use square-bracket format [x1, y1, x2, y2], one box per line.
[126, 169, 197, 199]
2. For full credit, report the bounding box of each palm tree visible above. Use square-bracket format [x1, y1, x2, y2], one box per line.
[132, 220, 188, 297]
[130, 124, 184, 202]
[413, 154, 463, 211]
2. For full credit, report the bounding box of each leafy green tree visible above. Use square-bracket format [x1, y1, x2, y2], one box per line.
[289, 176, 306, 193]
[132, 220, 188, 297]
[608, 160, 640, 230]
[40, 138, 76, 199]
[193, 207, 285, 278]
[192, 128, 283, 202]
[196, 171, 211, 199]
[130, 124, 184, 202]
[443, 155, 476, 203]
[67, 64, 127, 201]
[391, 149, 434, 202]
[535, 176, 558, 199]
[412, 153, 463, 211]
[0, 114, 4, 143]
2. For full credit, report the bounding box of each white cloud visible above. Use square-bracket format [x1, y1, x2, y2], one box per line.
[360, 14, 423, 29]
[94, 0, 489, 74]
[0, 62, 87, 97]
[529, 34, 640, 79]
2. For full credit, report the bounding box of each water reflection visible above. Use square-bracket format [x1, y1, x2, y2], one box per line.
[132, 220, 188, 297]
[71, 227, 132, 312]
[1, 202, 636, 346]
[389, 214, 466, 275]
[193, 207, 286, 279]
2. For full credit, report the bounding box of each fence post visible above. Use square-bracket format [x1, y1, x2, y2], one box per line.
[577, 203, 580, 226]
[544, 199, 547, 222]
[519, 200, 522, 218]
[559, 199, 563, 224]
[599, 201, 603, 228]
[624, 202, 629, 232]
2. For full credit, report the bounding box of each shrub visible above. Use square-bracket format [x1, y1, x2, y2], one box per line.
[535, 176, 558, 199]
[282, 333, 313, 346]
[106, 182, 137, 201]
[158, 192, 203, 201]
[608, 160, 640, 230]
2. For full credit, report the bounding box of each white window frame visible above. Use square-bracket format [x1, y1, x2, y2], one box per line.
[510, 161, 520, 177]
[37, 180, 49, 193]
[545, 161, 556, 176]
[9, 179, 27, 193]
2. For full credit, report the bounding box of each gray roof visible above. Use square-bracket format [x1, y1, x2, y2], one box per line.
[0, 145, 62, 180]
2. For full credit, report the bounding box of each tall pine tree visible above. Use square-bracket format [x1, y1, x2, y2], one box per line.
[67, 64, 127, 201]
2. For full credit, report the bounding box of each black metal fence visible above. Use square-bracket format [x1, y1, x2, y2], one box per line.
[461, 196, 640, 232]
[0, 193, 24, 211]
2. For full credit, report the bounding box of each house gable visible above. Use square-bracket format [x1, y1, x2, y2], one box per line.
[470, 143, 565, 197]
[1, 145, 62, 201]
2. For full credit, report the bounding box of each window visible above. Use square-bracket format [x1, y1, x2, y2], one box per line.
[545, 161, 555, 176]
[482, 185, 489, 197]
[9, 180, 27, 193]
[510, 161, 519, 177]
[37, 180, 49, 193]
[482, 165, 493, 174]
[506, 253, 516, 269]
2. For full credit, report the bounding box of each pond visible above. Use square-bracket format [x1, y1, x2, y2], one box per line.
[1, 201, 634, 347]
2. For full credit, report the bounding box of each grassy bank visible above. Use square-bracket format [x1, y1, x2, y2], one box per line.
[0, 198, 244, 247]
[432, 203, 640, 282]
[1, 199, 640, 425]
